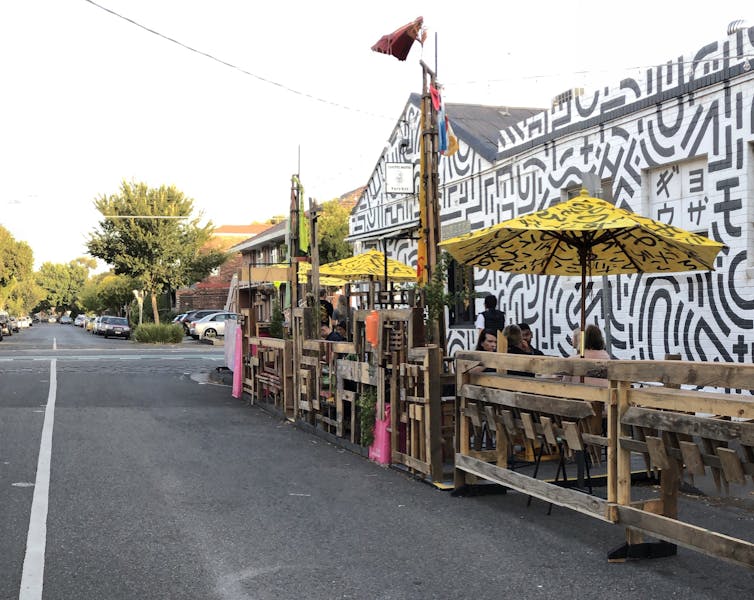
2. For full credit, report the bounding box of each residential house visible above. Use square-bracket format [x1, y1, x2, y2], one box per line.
[175, 221, 273, 313]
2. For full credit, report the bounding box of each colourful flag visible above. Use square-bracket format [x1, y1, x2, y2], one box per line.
[371, 17, 426, 61]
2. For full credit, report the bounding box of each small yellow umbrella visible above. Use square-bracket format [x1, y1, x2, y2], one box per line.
[297, 261, 347, 286]
[319, 249, 416, 282]
[439, 189, 726, 346]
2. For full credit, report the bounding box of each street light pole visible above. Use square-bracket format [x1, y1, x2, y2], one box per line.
[132, 289, 144, 326]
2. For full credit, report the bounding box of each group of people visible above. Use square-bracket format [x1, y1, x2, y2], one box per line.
[320, 288, 349, 342]
[474, 295, 546, 357]
[474, 294, 610, 382]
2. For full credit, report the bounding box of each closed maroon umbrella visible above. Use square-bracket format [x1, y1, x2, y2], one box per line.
[371, 17, 425, 61]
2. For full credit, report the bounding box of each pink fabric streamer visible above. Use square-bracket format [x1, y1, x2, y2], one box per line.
[231, 325, 243, 398]
[368, 405, 392, 464]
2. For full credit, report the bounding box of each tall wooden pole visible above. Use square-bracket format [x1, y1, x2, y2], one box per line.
[289, 175, 303, 310]
[419, 60, 446, 351]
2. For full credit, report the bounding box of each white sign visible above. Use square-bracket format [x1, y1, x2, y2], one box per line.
[385, 163, 414, 194]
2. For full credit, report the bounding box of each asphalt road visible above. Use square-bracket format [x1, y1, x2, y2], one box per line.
[1, 323, 753, 599]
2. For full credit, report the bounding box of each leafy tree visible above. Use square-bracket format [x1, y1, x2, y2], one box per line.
[0, 227, 43, 315]
[86, 181, 226, 324]
[317, 198, 352, 263]
[35, 258, 91, 314]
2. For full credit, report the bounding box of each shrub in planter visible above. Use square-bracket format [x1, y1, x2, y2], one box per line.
[133, 323, 184, 344]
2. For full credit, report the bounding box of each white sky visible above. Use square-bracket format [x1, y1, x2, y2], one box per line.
[0, 1, 749, 269]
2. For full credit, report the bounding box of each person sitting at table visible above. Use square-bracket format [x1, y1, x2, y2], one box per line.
[504, 324, 534, 377]
[332, 294, 349, 327]
[319, 288, 334, 325]
[320, 322, 345, 342]
[334, 320, 348, 341]
[518, 322, 544, 355]
[471, 328, 498, 373]
[568, 324, 610, 386]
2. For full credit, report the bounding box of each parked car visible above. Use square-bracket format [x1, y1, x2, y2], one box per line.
[0, 314, 12, 337]
[91, 316, 103, 334]
[74, 314, 87, 327]
[190, 311, 237, 340]
[17, 316, 30, 329]
[100, 316, 131, 340]
[85, 317, 96, 332]
[9, 317, 19, 332]
[180, 309, 224, 335]
[59, 315, 73, 325]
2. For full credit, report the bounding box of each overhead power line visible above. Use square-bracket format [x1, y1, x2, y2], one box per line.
[82, 0, 392, 120]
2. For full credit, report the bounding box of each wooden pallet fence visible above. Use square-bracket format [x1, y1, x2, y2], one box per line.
[452, 351, 754, 568]
[389, 346, 444, 482]
[247, 336, 294, 418]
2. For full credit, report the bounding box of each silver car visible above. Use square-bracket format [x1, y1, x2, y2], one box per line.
[190, 311, 237, 340]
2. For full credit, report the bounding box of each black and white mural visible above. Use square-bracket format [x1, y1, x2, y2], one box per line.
[351, 27, 754, 374]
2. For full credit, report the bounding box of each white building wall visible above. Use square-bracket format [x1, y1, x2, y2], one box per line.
[350, 27, 754, 375]
[444, 27, 754, 368]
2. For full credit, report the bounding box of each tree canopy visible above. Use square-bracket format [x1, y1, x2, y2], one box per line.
[86, 181, 227, 324]
[0, 225, 42, 314]
[317, 198, 353, 264]
[35, 258, 92, 313]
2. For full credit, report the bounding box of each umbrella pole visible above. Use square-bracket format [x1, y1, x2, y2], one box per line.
[580, 254, 587, 357]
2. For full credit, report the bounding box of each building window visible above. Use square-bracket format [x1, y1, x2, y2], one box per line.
[447, 256, 475, 327]
[565, 178, 613, 201]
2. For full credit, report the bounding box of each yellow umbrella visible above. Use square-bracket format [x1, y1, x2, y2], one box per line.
[297, 261, 347, 286]
[319, 249, 416, 282]
[439, 189, 726, 345]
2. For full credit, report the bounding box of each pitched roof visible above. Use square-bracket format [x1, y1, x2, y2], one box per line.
[408, 92, 544, 163]
[214, 222, 272, 236]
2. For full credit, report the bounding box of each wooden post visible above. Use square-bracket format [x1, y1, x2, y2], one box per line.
[454, 359, 474, 489]
[418, 60, 446, 352]
[425, 346, 443, 482]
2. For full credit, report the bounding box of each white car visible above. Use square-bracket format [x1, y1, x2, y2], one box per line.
[190, 311, 237, 340]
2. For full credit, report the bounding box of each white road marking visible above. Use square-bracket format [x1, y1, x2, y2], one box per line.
[19, 359, 56, 600]
[12, 482, 36, 488]
[52, 338, 56, 350]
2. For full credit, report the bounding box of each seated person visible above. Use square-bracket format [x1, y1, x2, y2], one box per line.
[319, 289, 334, 325]
[334, 320, 348, 340]
[471, 328, 498, 373]
[568, 324, 611, 386]
[320, 322, 345, 342]
[518, 322, 544, 355]
[504, 324, 534, 377]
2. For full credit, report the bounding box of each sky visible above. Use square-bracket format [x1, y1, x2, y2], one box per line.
[0, 1, 750, 269]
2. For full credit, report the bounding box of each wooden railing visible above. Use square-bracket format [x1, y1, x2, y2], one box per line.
[453, 350, 754, 568]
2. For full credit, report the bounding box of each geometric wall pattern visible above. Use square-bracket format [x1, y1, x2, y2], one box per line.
[350, 27, 754, 385]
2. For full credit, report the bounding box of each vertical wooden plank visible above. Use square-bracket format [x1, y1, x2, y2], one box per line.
[679, 441, 706, 476]
[425, 346, 444, 482]
[616, 381, 632, 507]
[701, 437, 726, 494]
[562, 421, 583, 452]
[454, 359, 474, 489]
[606, 385, 618, 506]
[336, 360, 344, 438]
[645, 436, 671, 470]
[716, 447, 746, 484]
